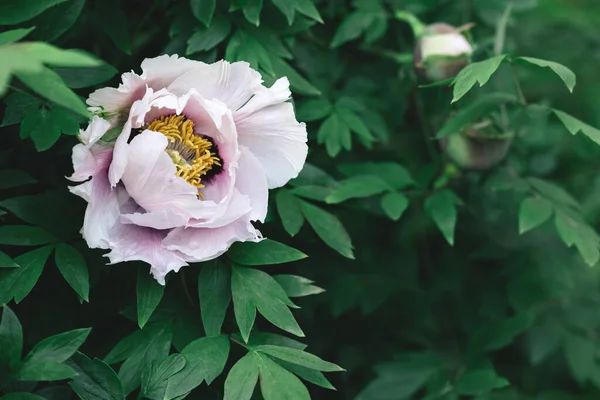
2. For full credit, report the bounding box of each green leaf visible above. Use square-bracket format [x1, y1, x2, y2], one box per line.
[528, 177, 580, 209]
[337, 162, 414, 190]
[231, 266, 303, 342]
[469, 313, 534, 352]
[356, 352, 440, 400]
[554, 212, 600, 266]
[164, 335, 230, 398]
[0, 0, 68, 25]
[299, 200, 354, 259]
[331, 12, 374, 48]
[68, 352, 125, 400]
[191, 0, 216, 26]
[114, 323, 172, 395]
[24, 328, 91, 364]
[1, 92, 42, 126]
[381, 192, 409, 221]
[270, 56, 321, 96]
[515, 56, 576, 92]
[296, 99, 332, 122]
[0, 169, 37, 189]
[187, 17, 231, 55]
[0, 251, 19, 268]
[325, 175, 390, 204]
[273, 275, 324, 298]
[436, 93, 519, 139]
[336, 107, 375, 146]
[0, 225, 57, 246]
[0, 27, 35, 46]
[243, 0, 263, 26]
[293, 0, 323, 23]
[96, 2, 130, 55]
[1, 394, 47, 400]
[526, 319, 563, 365]
[224, 352, 259, 400]
[141, 353, 186, 400]
[553, 109, 600, 146]
[17, 361, 78, 381]
[55, 243, 90, 302]
[424, 190, 462, 246]
[227, 239, 307, 266]
[317, 113, 349, 157]
[564, 333, 595, 383]
[198, 260, 231, 337]
[276, 190, 305, 236]
[16, 67, 89, 118]
[0, 306, 23, 372]
[452, 55, 507, 103]
[519, 196, 553, 234]
[54, 62, 118, 89]
[20, 108, 61, 151]
[275, 360, 335, 390]
[257, 353, 310, 400]
[253, 345, 343, 372]
[30, 0, 85, 42]
[454, 369, 509, 395]
[136, 267, 165, 329]
[271, 0, 295, 24]
[0, 245, 53, 304]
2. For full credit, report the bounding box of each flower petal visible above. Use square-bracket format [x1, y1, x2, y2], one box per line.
[141, 54, 200, 90]
[79, 116, 111, 146]
[167, 60, 263, 111]
[108, 87, 181, 187]
[105, 225, 188, 285]
[235, 146, 268, 222]
[69, 145, 112, 182]
[87, 72, 146, 113]
[235, 97, 308, 188]
[163, 218, 262, 262]
[121, 130, 217, 221]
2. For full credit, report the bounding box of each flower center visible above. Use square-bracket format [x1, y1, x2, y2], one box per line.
[147, 115, 221, 197]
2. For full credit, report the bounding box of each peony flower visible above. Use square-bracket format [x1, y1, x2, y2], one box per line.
[414, 23, 473, 81]
[68, 55, 308, 284]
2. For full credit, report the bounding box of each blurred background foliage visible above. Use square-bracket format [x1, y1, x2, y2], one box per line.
[2, 0, 600, 399]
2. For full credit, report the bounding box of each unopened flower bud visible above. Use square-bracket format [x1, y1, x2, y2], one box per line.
[440, 122, 512, 171]
[414, 23, 473, 81]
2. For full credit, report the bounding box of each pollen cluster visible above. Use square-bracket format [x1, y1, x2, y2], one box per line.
[147, 115, 221, 196]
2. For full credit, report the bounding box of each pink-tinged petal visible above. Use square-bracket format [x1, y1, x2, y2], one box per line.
[120, 208, 189, 230]
[235, 146, 268, 222]
[108, 87, 181, 187]
[163, 218, 262, 262]
[181, 93, 240, 204]
[235, 101, 308, 189]
[105, 226, 188, 285]
[140, 55, 201, 90]
[70, 170, 124, 250]
[69, 145, 112, 182]
[87, 72, 146, 113]
[167, 60, 263, 111]
[121, 130, 217, 221]
[236, 77, 291, 116]
[187, 188, 252, 229]
[79, 116, 111, 147]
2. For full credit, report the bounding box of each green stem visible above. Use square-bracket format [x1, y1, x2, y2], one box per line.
[511, 63, 528, 106]
[394, 10, 427, 38]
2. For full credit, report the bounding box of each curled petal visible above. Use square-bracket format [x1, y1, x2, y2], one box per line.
[121, 130, 217, 221]
[168, 60, 263, 111]
[235, 146, 268, 222]
[236, 100, 308, 188]
[163, 218, 262, 262]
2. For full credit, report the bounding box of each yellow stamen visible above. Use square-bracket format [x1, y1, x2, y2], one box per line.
[147, 115, 221, 198]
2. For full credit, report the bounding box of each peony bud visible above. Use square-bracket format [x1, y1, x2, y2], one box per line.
[440, 122, 512, 171]
[414, 23, 473, 81]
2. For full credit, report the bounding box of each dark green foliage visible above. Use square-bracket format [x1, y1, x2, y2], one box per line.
[2, 0, 600, 399]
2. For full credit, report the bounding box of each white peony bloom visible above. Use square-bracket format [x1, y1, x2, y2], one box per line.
[68, 55, 308, 284]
